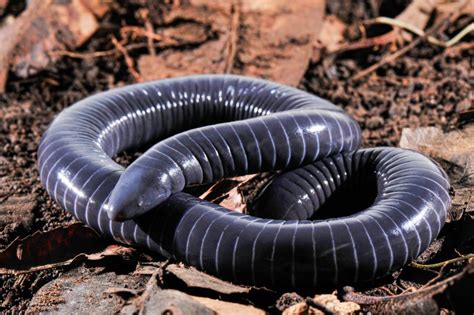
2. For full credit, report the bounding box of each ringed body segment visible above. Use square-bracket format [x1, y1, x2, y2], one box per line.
[38, 75, 450, 288]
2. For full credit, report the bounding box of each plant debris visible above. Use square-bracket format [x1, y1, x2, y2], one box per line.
[26, 266, 148, 314]
[137, 0, 325, 86]
[0, 0, 473, 313]
[0, 0, 110, 92]
[0, 223, 122, 274]
[166, 263, 252, 295]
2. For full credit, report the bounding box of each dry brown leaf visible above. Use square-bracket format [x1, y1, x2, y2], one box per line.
[0, 223, 136, 274]
[399, 124, 474, 184]
[199, 175, 257, 213]
[166, 263, 251, 294]
[138, 1, 233, 80]
[396, 0, 436, 40]
[141, 289, 215, 315]
[139, 0, 325, 86]
[191, 296, 266, 315]
[233, 0, 325, 86]
[0, 0, 110, 92]
[400, 124, 474, 219]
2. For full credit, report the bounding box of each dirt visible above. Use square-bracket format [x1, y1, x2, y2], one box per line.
[0, 0, 473, 313]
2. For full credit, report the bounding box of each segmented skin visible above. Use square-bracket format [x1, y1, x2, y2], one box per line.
[37, 75, 451, 288]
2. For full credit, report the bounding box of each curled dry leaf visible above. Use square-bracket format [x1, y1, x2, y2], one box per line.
[139, 0, 325, 86]
[199, 174, 257, 213]
[0, 223, 135, 274]
[0, 0, 110, 92]
[199, 173, 275, 214]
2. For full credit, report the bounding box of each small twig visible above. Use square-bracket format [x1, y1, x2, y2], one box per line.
[367, 17, 474, 48]
[224, 0, 241, 73]
[334, 31, 397, 53]
[420, 264, 448, 290]
[379, 286, 397, 296]
[138, 9, 157, 56]
[305, 297, 336, 315]
[351, 33, 424, 80]
[410, 253, 474, 269]
[49, 49, 116, 59]
[120, 26, 177, 45]
[111, 36, 142, 82]
[50, 41, 179, 60]
[351, 16, 451, 81]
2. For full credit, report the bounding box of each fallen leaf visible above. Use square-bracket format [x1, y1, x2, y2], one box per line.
[0, 0, 110, 92]
[139, 0, 326, 86]
[399, 125, 474, 179]
[141, 289, 215, 315]
[166, 263, 251, 295]
[27, 266, 147, 314]
[199, 175, 257, 213]
[191, 296, 266, 315]
[400, 124, 474, 220]
[395, 0, 436, 41]
[0, 223, 127, 274]
[138, 1, 233, 81]
[199, 173, 275, 214]
[233, 0, 325, 86]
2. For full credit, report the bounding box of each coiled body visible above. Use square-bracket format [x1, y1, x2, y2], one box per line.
[38, 75, 450, 288]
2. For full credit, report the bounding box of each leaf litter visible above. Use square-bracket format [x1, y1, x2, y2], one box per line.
[0, 0, 472, 313]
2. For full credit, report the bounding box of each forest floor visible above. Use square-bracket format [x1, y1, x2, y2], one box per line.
[0, 0, 473, 313]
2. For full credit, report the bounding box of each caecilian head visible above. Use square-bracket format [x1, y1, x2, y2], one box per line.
[106, 168, 172, 221]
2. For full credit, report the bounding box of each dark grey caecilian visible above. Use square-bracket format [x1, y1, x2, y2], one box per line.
[38, 75, 450, 288]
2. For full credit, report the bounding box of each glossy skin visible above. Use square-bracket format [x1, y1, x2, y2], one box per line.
[37, 75, 450, 288]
